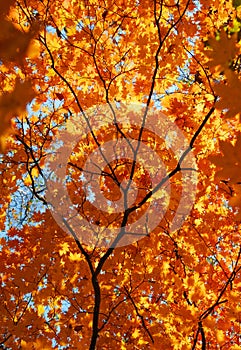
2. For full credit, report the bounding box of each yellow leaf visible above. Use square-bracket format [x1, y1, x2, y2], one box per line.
[162, 261, 170, 276]
[69, 252, 82, 261]
[138, 338, 149, 345]
[31, 168, 39, 178]
[59, 242, 70, 256]
[27, 39, 41, 59]
[216, 329, 225, 343]
[24, 174, 32, 186]
[37, 304, 45, 316]
[132, 328, 140, 339]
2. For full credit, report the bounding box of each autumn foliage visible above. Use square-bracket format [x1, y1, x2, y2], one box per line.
[1, 0, 241, 349]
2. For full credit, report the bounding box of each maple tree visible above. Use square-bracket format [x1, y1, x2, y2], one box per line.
[1, 0, 241, 349]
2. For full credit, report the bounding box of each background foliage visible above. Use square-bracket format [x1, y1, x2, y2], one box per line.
[1, 0, 241, 349]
